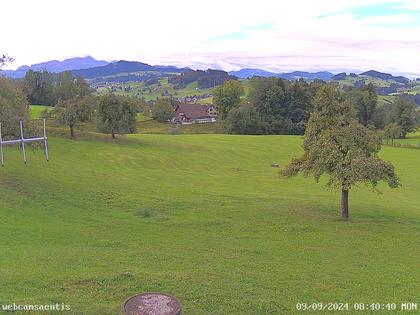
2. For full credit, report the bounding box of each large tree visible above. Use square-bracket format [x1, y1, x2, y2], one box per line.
[97, 94, 137, 138]
[282, 86, 399, 220]
[383, 122, 401, 145]
[0, 78, 30, 139]
[151, 98, 174, 122]
[22, 70, 55, 105]
[348, 83, 378, 127]
[391, 97, 417, 138]
[0, 54, 32, 138]
[55, 96, 96, 137]
[224, 102, 262, 134]
[213, 80, 244, 120]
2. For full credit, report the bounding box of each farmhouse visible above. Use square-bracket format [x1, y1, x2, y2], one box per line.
[173, 104, 217, 124]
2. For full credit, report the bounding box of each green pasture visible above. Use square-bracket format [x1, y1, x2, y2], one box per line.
[0, 133, 419, 314]
[387, 132, 420, 147]
[95, 79, 214, 103]
[30, 105, 53, 119]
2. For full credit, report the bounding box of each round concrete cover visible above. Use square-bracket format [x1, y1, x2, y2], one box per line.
[123, 293, 181, 315]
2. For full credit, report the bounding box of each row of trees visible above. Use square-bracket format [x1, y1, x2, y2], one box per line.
[54, 93, 137, 138]
[347, 84, 418, 139]
[17, 70, 139, 138]
[0, 54, 166, 138]
[214, 79, 419, 138]
[22, 70, 91, 106]
[215, 78, 327, 135]
[168, 69, 235, 89]
[0, 74, 138, 139]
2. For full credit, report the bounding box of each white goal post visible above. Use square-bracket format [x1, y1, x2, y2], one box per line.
[0, 119, 49, 166]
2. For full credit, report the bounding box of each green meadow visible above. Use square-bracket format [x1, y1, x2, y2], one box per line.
[96, 79, 214, 103]
[0, 133, 419, 314]
[391, 132, 420, 147]
[29, 105, 52, 119]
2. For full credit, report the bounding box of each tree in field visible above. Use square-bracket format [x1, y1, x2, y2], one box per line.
[55, 96, 97, 137]
[97, 94, 137, 138]
[391, 97, 417, 138]
[383, 122, 401, 145]
[151, 98, 174, 122]
[213, 80, 244, 120]
[282, 86, 399, 220]
[0, 78, 30, 138]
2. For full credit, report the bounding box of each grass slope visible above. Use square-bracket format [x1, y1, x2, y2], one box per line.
[0, 134, 419, 314]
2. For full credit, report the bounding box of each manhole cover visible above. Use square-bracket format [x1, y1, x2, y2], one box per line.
[123, 292, 181, 315]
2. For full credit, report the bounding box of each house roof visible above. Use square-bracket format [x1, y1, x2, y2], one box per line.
[176, 104, 211, 119]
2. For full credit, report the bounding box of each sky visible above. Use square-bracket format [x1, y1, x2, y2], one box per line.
[2, 0, 420, 76]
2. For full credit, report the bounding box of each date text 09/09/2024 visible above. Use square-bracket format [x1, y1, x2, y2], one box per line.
[295, 302, 418, 312]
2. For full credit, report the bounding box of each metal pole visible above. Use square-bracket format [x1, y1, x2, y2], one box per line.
[19, 121, 27, 164]
[43, 119, 49, 162]
[0, 120, 49, 166]
[0, 123, 4, 167]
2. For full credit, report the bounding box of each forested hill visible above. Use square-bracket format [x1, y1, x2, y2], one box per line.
[168, 69, 236, 89]
[71, 61, 190, 79]
[229, 68, 334, 80]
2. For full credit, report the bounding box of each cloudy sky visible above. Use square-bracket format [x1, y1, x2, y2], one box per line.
[2, 0, 420, 76]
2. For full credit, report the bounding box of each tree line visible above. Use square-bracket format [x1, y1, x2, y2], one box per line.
[0, 72, 140, 139]
[214, 78, 419, 139]
[168, 69, 235, 89]
[21, 70, 93, 106]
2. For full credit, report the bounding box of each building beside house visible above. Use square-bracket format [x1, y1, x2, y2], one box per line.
[173, 104, 217, 124]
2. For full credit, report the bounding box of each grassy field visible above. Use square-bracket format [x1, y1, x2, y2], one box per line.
[0, 132, 419, 314]
[387, 132, 420, 147]
[337, 75, 396, 88]
[136, 120, 221, 134]
[30, 105, 53, 119]
[48, 119, 222, 136]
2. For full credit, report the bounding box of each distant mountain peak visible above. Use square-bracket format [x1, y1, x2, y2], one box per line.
[2, 56, 109, 79]
[229, 68, 334, 80]
[360, 70, 409, 84]
[70, 60, 189, 80]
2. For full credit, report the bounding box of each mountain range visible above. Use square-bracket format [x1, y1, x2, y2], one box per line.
[71, 60, 190, 79]
[1, 56, 417, 85]
[1, 56, 108, 79]
[228, 68, 334, 80]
